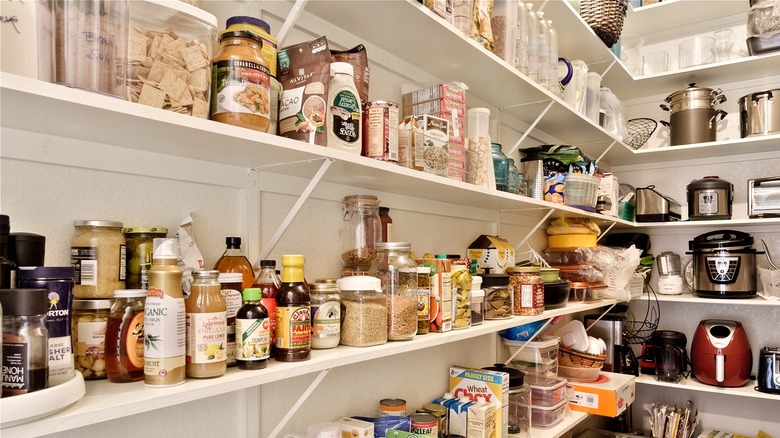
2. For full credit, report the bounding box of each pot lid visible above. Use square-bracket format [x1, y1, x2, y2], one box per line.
[688, 230, 754, 251]
[665, 83, 724, 105]
[687, 176, 733, 191]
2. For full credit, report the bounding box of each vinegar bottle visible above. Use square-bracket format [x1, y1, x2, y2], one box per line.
[252, 259, 280, 349]
[213, 237, 254, 290]
[185, 270, 227, 378]
[274, 255, 310, 362]
[144, 238, 186, 387]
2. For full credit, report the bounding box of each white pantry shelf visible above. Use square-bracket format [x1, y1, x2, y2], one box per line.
[624, 0, 748, 39]
[529, 410, 590, 438]
[635, 374, 780, 401]
[626, 216, 780, 229]
[639, 292, 780, 306]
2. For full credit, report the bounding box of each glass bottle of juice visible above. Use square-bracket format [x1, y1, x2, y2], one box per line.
[185, 270, 227, 378]
[213, 237, 254, 290]
[235, 287, 270, 370]
[274, 255, 310, 362]
[252, 259, 280, 349]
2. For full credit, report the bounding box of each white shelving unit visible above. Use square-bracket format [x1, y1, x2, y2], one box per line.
[624, 0, 748, 40]
[638, 292, 779, 306]
[635, 375, 775, 401]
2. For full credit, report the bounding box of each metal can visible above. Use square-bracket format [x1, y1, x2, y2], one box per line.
[363, 100, 399, 163]
[379, 397, 407, 416]
[409, 413, 438, 437]
[418, 403, 447, 438]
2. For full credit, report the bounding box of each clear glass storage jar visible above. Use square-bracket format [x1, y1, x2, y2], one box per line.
[123, 226, 167, 289]
[337, 276, 387, 347]
[72, 298, 113, 380]
[310, 280, 341, 349]
[340, 195, 382, 272]
[370, 242, 418, 341]
[71, 220, 127, 299]
[0, 288, 49, 397]
[508, 267, 544, 316]
[492, 143, 510, 192]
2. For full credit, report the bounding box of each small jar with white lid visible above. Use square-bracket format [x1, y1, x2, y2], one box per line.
[310, 280, 341, 349]
[337, 276, 387, 347]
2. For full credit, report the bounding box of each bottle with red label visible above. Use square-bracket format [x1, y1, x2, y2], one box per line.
[274, 255, 310, 362]
[252, 259, 280, 350]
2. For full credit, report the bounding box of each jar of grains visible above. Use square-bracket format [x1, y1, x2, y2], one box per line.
[370, 242, 418, 341]
[340, 195, 382, 272]
[71, 220, 126, 298]
[72, 298, 113, 380]
[336, 276, 387, 347]
[508, 267, 545, 316]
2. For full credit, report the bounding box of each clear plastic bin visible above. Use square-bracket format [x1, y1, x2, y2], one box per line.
[564, 173, 600, 211]
[527, 375, 568, 407]
[531, 397, 569, 428]
[503, 335, 559, 378]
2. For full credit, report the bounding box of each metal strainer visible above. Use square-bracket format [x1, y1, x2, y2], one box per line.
[627, 118, 658, 150]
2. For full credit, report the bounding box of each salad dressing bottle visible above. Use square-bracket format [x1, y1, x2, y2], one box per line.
[326, 62, 362, 153]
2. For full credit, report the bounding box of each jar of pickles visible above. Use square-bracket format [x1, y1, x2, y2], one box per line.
[509, 267, 544, 316]
[71, 220, 126, 298]
[72, 298, 113, 380]
[123, 227, 168, 289]
[370, 242, 418, 341]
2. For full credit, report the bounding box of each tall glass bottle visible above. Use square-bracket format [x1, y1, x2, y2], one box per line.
[236, 288, 270, 370]
[253, 259, 280, 350]
[274, 255, 310, 362]
[537, 12, 550, 90]
[526, 3, 540, 82]
[185, 270, 227, 378]
[213, 237, 254, 290]
[492, 143, 510, 192]
[508, 158, 522, 195]
[145, 238, 186, 387]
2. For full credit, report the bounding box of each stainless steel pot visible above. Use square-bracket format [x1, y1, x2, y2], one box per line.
[687, 230, 758, 298]
[739, 89, 780, 138]
[661, 83, 727, 146]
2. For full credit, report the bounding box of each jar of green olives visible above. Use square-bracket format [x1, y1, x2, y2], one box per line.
[123, 227, 168, 289]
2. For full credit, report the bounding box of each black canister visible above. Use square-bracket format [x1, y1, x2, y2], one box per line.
[686, 176, 733, 220]
[0, 215, 15, 288]
[9, 232, 46, 267]
[0, 288, 49, 397]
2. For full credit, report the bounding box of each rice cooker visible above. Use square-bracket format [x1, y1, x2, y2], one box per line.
[686, 176, 733, 220]
[687, 230, 759, 298]
[739, 89, 780, 138]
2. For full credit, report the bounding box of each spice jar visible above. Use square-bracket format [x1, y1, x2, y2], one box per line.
[337, 276, 387, 347]
[72, 298, 113, 380]
[417, 266, 431, 335]
[370, 242, 418, 341]
[0, 288, 49, 397]
[123, 227, 167, 289]
[341, 195, 382, 272]
[210, 30, 271, 132]
[509, 267, 545, 316]
[105, 289, 146, 383]
[310, 280, 341, 349]
[71, 220, 126, 299]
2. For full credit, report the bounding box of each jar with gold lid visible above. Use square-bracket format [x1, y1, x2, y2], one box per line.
[72, 298, 113, 380]
[71, 220, 126, 299]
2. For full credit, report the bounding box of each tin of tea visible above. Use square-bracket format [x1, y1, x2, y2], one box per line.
[363, 100, 399, 163]
[409, 412, 438, 437]
[379, 397, 407, 416]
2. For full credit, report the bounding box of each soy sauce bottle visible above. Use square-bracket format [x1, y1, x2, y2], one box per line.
[274, 255, 310, 362]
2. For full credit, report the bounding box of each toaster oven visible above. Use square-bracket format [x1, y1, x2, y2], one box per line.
[748, 177, 780, 218]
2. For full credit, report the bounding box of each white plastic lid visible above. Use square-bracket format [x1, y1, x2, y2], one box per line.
[417, 266, 431, 273]
[331, 61, 354, 77]
[114, 289, 148, 298]
[471, 275, 483, 289]
[337, 275, 381, 292]
[152, 238, 178, 260]
[218, 272, 244, 283]
[471, 288, 485, 300]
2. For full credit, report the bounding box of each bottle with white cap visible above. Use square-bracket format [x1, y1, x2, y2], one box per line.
[327, 62, 362, 153]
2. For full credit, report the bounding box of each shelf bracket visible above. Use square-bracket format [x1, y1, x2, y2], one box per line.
[597, 222, 617, 242]
[514, 209, 555, 253]
[268, 368, 332, 438]
[585, 302, 618, 332]
[596, 141, 617, 164]
[508, 100, 555, 158]
[601, 59, 617, 77]
[276, 0, 309, 47]
[256, 158, 334, 265]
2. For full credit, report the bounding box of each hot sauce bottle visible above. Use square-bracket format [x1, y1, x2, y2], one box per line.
[274, 255, 310, 362]
[252, 259, 280, 350]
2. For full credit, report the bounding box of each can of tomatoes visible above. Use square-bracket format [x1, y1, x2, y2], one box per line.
[363, 100, 399, 163]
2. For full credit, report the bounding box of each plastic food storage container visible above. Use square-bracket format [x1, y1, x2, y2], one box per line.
[503, 335, 559, 378]
[126, 0, 217, 117]
[563, 173, 600, 211]
[526, 375, 568, 407]
[569, 282, 588, 302]
[586, 283, 607, 302]
[531, 397, 569, 428]
[337, 276, 387, 347]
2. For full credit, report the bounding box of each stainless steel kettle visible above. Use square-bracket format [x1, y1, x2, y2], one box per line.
[660, 83, 727, 146]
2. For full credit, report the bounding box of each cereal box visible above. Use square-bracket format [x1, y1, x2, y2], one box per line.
[449, 366, 509, 438]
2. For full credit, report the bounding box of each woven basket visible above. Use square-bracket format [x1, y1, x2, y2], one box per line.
[580, 0, 627, 48]
[559, 344, 607, 368]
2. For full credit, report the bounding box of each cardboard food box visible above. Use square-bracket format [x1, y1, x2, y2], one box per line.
[567, 371, 636, 417]
[404, 99, 466, 145]
[448, 141, 466, 182]
[334, 417, 374, 438]
[449, 366, 508, 438]
[402, 82, 467, 107]
[468, 401, 497, 438]
[467, 235, 515, 275]
[413, 114, 450, 177]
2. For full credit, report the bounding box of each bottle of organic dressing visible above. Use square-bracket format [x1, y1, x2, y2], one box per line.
[185, 270, 227, 378]
[144, 238, 186, 387]
[326, 62, 362, 153]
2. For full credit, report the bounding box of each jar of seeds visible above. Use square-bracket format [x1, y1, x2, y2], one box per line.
[337, 276, 387, 347]
[370, 242, 418, 341]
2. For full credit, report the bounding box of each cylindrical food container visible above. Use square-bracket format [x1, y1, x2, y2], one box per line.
[417, 266, 431, 334]
[341, 195, 381, 272]
[466, 107, 491, 187]
[471, 276, 484, 325]
[417, 403, 447, 437]
[739, 89, 780, 138]
[337, 276, 387, 347]
[0, 288, 49, 397]
[50, 0, 129, 98]
[123, 227, 168, 289]
[363, 100, 400, 163]
[72, 298, 113, 380]
[105, 289, 146, 383]
[409, 413, 438, 437]
[509, 267, 544, 316]
[71, 220, 126, 299]
[686, 176, 733, 220]
[309, 281, 341, 349]
[371, 242, 418, 341]
[482, 274, 511, 319]
[451, 265, 472, 330]
[218, 272, 243, 367]
[379, 398, 407, 416]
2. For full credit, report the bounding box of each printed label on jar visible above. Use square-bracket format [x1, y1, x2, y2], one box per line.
[144, 290, 186, 362]
[71, 246, 97, 285]
[311, 301, 341, 338]
[261, 297, 277, 348]
[49, 336, 74, 386]
[226, 327, 236, 366]
[118, 244, 126, 281]
[124, 312, 145, 368]
[236, 317, 270, 361]
[186, 311, 227, 364]
[330, 90, 361, 143]
[2, 339, 46, 396]
[275, 306, 310, 349]
[211, 59, 271, 118]
[220, 288, 242, 319]
[417, 287, 430, 319]
[76, 321, 106, 355]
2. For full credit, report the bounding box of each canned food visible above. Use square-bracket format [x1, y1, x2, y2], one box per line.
[409, 413, 438, 437]
[379, 397, 407, 416]
[363, 100, 399, 163]
[418, 403, 447, 438]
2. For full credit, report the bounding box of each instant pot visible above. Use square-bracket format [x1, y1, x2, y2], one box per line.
[687, 230, 760, 298]
[661, 83, 727, 146]
[686, 176, 733, 220]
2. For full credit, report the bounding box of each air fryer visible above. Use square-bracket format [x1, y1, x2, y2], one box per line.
[691, 319, 752, 387]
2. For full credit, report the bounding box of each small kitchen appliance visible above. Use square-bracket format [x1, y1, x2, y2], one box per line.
[691, 319, 752, 387]
[651, 330, 689, 383]
[686, 176, 733, 220]
[656, 251, 683, 295]
[688, 230, 760, 298]
[584, 313, 637, 375]
[739, 89, 780, 138]
[748, 177, 780, 218]
[757, 346, 780, 394]
[636, 185, 682, 222]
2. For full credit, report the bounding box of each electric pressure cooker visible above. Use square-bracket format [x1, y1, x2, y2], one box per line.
[686, 176, 733, 220]
[661, 83, 727, 146]
[687, 230, 760, 298]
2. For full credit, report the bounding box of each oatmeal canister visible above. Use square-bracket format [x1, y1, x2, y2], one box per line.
[363, 100, 399, 163]
[71, 220, 126, 299]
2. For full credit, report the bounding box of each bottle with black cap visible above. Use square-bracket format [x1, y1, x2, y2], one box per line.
[0, 215, 16, 288]
[213, 237, 255, 290]
[0, 288, 49, 397]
